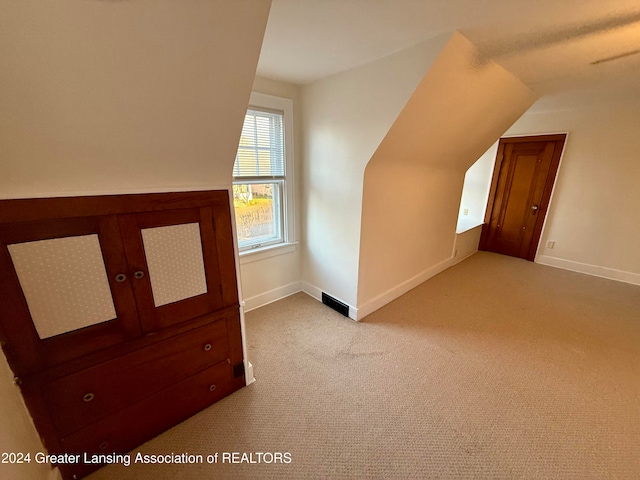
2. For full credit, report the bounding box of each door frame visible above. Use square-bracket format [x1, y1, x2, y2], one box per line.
[479, 133, 567, 261]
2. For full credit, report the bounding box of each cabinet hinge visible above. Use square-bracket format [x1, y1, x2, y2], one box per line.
[232, 361, 245, 379]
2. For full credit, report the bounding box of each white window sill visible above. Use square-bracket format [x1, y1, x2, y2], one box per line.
[238, 241, 298, 265]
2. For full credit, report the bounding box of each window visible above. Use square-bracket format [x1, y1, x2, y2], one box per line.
[232, 93, 294, 252]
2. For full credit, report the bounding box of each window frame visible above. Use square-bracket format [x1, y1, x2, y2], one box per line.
[233, 179, 284, 250]
[232, 92, 295, 255]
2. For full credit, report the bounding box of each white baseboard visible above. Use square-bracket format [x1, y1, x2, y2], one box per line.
[300, 282, 358, 321]
[244, 361, 256, 386]
[356, 256, 455, 320]
[453, 249, 477, 265]
[242, 281, 302, 313]
[450, 244, 478, 267]
[300, 281, 322, 302]
[536, 255, 640, 286]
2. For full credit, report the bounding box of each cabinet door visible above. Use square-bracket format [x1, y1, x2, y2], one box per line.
[118, 206, 238, 332]
[0, 216, 140, 375]
[0, 191, 240, 375]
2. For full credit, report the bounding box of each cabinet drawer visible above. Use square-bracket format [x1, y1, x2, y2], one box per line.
[47, 319, 230, 437]
[57, 359, 235, 480]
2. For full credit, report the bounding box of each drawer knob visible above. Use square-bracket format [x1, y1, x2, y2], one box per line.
[134, 270, 145, 279]
[203, 343, 212, 351]
[209, 384, 216, 391]
[99, 441, 109, 450]
[83, 393, 95, 403]
[115, 273, 127, 283]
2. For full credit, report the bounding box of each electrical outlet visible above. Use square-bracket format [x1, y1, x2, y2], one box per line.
[463, 208, 469, 216]
[546, 240, 555, 249]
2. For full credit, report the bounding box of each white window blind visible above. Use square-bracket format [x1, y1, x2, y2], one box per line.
[234, 109, 284, 178]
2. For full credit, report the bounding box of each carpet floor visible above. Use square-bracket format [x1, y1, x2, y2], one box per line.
[88, 252, 640, 479]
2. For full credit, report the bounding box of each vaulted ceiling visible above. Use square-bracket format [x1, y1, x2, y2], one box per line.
[257, 0, 640, 102]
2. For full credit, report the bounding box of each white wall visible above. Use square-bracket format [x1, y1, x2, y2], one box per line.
[454, 226, 484, 264]
[239, 77, 303, 311]
[0, 0, 270, 198]
[0, 1, 271, 476]
[356, 33, 537, 317]
[358, 162, 464, 317]
[452, 90, 640, 285]
[506, 99, 640, 284]
[457, 141, 499, 232]
[300, 34, 450, 312]
[0, 355, 53, 480]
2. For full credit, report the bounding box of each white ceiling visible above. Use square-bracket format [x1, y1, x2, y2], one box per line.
[257, 0, 640, 99]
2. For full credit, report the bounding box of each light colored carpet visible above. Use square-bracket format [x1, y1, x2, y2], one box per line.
[88, 252, 640, 479]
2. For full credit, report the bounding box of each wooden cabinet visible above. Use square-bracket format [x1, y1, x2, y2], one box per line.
[0, 191, 244, 479]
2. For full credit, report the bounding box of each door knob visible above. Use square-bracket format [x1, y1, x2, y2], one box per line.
[531, 204, 539, 213]
[134, 271, 145, 279]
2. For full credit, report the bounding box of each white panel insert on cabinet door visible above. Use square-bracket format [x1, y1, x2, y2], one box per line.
[141, 223, 208, 307]
[8, 235, 117, 339]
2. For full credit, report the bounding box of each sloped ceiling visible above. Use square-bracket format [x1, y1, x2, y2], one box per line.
[257, 0, 640, 97]
[0, 0, 271, 198]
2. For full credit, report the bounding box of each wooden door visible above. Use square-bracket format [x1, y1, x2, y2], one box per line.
[480, 134, 565, 260]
